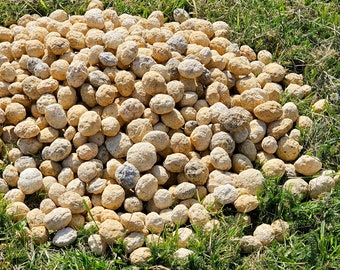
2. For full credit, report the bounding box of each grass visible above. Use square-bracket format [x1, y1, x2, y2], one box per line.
[0, 0, 339, 269]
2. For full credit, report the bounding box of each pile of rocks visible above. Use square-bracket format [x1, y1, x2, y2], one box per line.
[0, 0, 338, 264]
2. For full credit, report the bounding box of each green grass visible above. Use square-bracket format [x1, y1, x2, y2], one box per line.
[0, 0, 339, 269]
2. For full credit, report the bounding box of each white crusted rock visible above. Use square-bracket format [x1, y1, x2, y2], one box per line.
[52, 227, 77, 247]
[17, 168, 43, 195]
[213, 184, 238, 205]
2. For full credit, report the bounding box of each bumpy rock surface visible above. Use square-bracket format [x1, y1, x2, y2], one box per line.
[52, 227, 77, 247]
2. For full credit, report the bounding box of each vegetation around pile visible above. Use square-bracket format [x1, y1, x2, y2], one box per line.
[0, 0, 339, 269]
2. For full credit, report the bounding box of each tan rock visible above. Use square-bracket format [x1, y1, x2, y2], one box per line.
[99, 219, 125, 245]
[240, 235, 262, 253]
[135, 174, 158, 201]
[129, 247, 152, 265]
[44, 207, 72, 231]
[31, 226, 49, 244]
[236, 169, 264, 195]
[101, 184, 125, 210]
[276, 136, 302, 162]
[126, 142, 157, 172]
[262, 159, 286, 178]
[146, 212, 164, 233]
[294, 155, 322, 176]
[283, 178, 308, 200]
[58, 191, 86, 214]
[120, 213, 145, 232]
[188, 203, 210, 226]
[6, 201, 30, 221]
[271, 219, 290, 243]
[309, 176, 335, 199]
[253, 223, 275, 246]
[234, 195, 259, 213]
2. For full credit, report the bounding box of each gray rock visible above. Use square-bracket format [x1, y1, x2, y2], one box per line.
[52, 227, 77, 247]
[115, 163, 140, 189]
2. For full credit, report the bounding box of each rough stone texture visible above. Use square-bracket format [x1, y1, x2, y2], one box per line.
[232, 154, 253, 173]
[271, 219, 290, 243]
[210, 147, 232, 170]
[282, 102, 299, 122]
[77, 161, 98, 183]
[173, 182, 196, 200]
[126, 118, 153, 143]
[153, 189, 173, 209]
[145, 212, 164, 233]
[236, 169, 265, 195]
[206, 171, 235, 193]
[52, 227, 77, 247]
[188, 203, 210, 226]
[142, 131, 170, 152]
[178, 59, 204, 79]
[240, 88, 269, 113]
[253, 223, 275, 246]
[6, 202, 30, 221]
[283, 178, 309, 200]
[171, 204, 189, 225]
[262, 158, 286, 178]
[101, 184, 125, 210]
[228, 57, 251, 76]
[44, 207, 72, 231]
[4, 188, 25, 203]
[294, 155, 322, 176]
[184, 158, 209, 186]
[78, 111, 101, 137]
[149, 94, 175, 115]
[120, 213, 145, 232]
[99, 219, 125, 245]
[190, 125, 212, 151]
[129, 247, 152, 265]
[238, 140, 257, 162]
[26, 208, 45, 228]
[45, 104, 68, 129]
[17, 168, 43, 195]
[240, 235, 262, 253]
[105, 132, 133, 159]
[58, 191, 85, 214]
[115, 163, 140, 189]
[123, 232, 145, 254]
[308, 176, 335, 199]
[163, 153, 189, 173]
[253, 101, 282, 123]
[174, 248, 194, 260]
[126, 142, 157, 172]
[263, 62, 285, 82]
[276, 136, 302, 162]
[213, 184, 238, 205]
[42, 138, 72, 162]
[249, 119, 267, 144]
[14, 118, 40, 138]
[267, 118, 294, 140]
[124, 196, 143, 213]
[234, 195, 259, 213]
[88, 234, 107, 256]
[261, 136, 278, 154]
[31, 226, 49, 244]
[219, 106, 252, 132]
[0, 178, 9, 194]
[40, 198, 56, 214]
[135, 174, 158, 201]
[174, 227, 193, 248]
